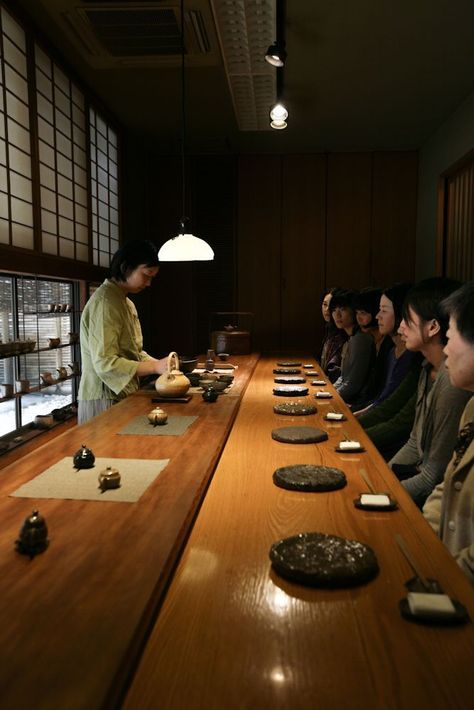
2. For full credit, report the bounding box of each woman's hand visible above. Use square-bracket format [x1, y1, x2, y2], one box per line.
[136, 357, 168, 377]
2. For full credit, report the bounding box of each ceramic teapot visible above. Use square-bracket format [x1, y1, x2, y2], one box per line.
[15, 510, 49, 557]
[57, 367, 68, 380]
[155, 352, 190, 398]
[73, 444, 95, 470]
[147, 407, 168, 426]
[48, 337, 61, 348]
[98, 466, 121, 492]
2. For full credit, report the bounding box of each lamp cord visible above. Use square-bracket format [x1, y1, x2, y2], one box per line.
[180, 0, 186, 231]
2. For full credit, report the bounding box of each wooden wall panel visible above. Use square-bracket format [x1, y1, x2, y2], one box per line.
[326, 153, 372, 289]
[281, 154, 326, 352]
[370, 151, 418, 286]
[237, 156, 282, 351]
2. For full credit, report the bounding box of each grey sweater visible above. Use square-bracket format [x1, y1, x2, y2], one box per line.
[390, 359, 472, 506]
[334, 330, 373, 403]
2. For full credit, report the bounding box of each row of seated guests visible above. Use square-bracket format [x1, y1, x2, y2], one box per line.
[319, 279, 474, 583]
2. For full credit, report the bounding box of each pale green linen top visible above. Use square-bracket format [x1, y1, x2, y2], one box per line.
[78, 279, 152, 402]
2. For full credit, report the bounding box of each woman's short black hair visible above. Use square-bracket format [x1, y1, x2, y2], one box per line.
[402, 277, 462, 344]
[383, 282, 413, 333]
[442, 281, 474, 344]
[354, 287, 382, 327]
[329, 288, 358, 312]
[109, 240, 159, 282]
[321, 286, 341, 303]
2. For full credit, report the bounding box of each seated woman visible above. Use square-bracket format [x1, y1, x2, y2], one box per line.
[319, 287, 347, 382]
[390, 277, 470, 508]
[352, 286, 393, 410]
[354, 283, 414, 416]
[359, 360, 421, 460]
[330, 289, 374, 404]
[423, 281, 474, 584]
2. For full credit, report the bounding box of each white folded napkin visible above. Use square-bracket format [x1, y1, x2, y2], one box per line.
[316, 391, 332, 398]
[360, 493, 391, 507]
[326, 412, 344, 420]
[407, 592, 456, 616]
[338, 440, 361, 450]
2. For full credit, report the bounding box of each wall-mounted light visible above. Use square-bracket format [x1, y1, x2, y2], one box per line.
[158, 0, 214, 262]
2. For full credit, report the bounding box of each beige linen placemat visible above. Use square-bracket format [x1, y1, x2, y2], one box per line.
[118, 415, 197, 436]
[9, 457, 169, 503]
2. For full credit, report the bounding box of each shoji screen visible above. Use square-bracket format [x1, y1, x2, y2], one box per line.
[0, 6, 34, 250]
[35, 44, 89, 262]
[89, 107, 119, 268]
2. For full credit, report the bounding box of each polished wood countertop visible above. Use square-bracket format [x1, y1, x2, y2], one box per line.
[0, 354, 258, 710]
[124, 356, 474, 710]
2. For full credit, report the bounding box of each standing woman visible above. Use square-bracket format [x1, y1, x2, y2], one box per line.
[78, 240, 168, 424]
[319, 287, 347, 382]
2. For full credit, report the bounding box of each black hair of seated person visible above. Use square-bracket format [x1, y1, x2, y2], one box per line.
[402, 277, 463, 345]
[329, 288, 360, 334]
[383, 282, 413, 334]
[441, 280, 474, 344]
[354, 287, 382, 328]
[109, 240, 159, 282]
[321, 286, 342, 333]
[328, 288, 358, 312]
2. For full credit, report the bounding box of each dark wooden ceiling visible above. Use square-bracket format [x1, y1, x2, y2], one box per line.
[11, 0, 474, 154]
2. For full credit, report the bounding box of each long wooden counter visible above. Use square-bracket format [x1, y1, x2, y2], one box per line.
[0, 354, 258, 710]
[124, 356, 474, 709]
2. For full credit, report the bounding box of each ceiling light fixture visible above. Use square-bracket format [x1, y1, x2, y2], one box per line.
[158, 0, 214, 262]
[264, 41, 286, 68]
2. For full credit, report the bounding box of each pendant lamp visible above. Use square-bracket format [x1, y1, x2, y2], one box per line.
[158, 0, 214, 262]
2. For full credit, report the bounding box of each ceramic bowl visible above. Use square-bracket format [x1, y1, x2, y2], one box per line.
[178, 355, 198, 373]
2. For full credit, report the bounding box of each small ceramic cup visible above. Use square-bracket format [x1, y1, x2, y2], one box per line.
[0, 383, 14, 398]
[15, 379, 30, 394]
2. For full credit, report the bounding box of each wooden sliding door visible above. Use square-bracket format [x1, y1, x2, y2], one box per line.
[438, 150, 474, 280]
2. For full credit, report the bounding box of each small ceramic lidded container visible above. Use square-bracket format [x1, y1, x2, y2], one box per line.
[98, 466, 121, 492]
[154, 352, 190, 398]
[147, 407, 168, 426]
[73, 444, 95, 470]
[48, 337, 61, 348]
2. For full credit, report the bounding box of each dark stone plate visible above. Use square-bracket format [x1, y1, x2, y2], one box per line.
[269, 532, 379, 587]
[273, 385, 309, 396]
[273, 401, 317, 416]
[276, 361, 302, 367]
[274, 376, 306, 384]
[271, 426, 328, 443]
[273, 464, 346, 491]
[273, 368, 302, 374]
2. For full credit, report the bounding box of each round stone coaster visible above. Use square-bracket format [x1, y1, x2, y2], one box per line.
[273, 464, 347, 492]
[273, 368, 302, 375]
[273, 401, 317, 416]
[273, 385, 309, 396]
[269, 532, 379, 587]
[271, 426, 328, 444]
[274, 376, 306, 384]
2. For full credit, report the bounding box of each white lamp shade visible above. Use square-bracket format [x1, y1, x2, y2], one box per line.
[158, 232, 214, 261]
[270, 103, 288, 121]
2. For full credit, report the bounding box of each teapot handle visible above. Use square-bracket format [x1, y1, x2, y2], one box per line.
[167, 351, 179, 373]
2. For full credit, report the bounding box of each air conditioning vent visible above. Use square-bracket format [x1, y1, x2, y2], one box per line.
[60, 3, 210, 65]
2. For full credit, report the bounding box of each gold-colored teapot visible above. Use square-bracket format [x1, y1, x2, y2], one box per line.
[147, 407, 168, 426]
[154, 352, 190, 398]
